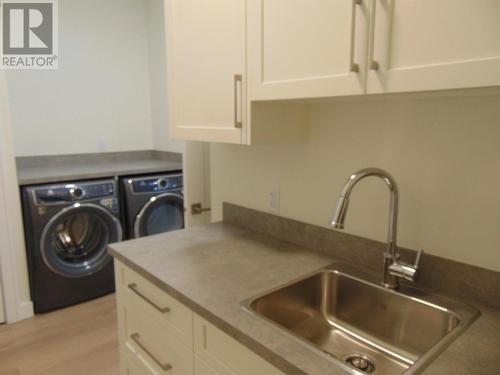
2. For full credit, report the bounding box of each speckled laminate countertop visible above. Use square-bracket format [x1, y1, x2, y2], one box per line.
[108, 222, 500, 375]
[16, 152, 182, 185]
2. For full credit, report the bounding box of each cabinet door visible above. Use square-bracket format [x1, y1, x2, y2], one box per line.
[166, 0, 246, 144]
[116, 261, 194, 375]
[123, 343, 158, 375]
[248, 0, 369, 100]
[367, 0, 500, 94]
[193, 314, 285, 375]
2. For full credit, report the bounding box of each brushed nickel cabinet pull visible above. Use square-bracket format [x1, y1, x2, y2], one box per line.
[131, 333, 172, 371]
[128, 283, 170, 313]
[234, 74, 243, 129]
[350, 0, 362, 72]
[368, 0, 379, 70]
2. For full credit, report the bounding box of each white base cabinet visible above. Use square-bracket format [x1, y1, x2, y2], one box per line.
[193, 314, 284, 375]
[115, 260, 285, 375]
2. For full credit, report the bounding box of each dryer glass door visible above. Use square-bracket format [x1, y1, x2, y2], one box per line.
[134, 193, 184, 238]
[41, 204, 122, 278]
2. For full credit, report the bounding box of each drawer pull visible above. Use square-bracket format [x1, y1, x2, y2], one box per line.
[131, 333, 173, 371]
[128, 283, 171, 313]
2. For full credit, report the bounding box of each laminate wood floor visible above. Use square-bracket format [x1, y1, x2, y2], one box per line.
[0, 294, 119, 375]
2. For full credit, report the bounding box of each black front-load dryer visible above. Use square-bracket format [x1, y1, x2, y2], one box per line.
[121, 172, 184, 239]
[21, 178, 123, 313]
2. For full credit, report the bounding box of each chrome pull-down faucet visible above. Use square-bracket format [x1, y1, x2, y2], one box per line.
[330, 168, 423, 289]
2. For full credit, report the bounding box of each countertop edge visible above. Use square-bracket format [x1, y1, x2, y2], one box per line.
[17, 162, 183, 185]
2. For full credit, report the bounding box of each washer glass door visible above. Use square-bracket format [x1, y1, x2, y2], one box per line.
[135, 193, 184, 238]
[41, 204, 122, 278]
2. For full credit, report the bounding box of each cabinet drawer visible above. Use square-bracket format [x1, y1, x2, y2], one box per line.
[123, 342, 157, 375]
[125, 306, 193, 375]
[194, 314, 284, 375]
[118, 262, 193, 347]
[194, 355, 232, 375]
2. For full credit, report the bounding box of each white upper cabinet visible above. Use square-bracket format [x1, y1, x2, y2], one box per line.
[367, 0, 500, 94]
[165, 0, 500, 144]
[247, 0, 369, 101]
[166, 0, 246, 144]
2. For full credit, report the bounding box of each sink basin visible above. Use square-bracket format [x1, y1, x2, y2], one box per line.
[243, 263, 479, 375]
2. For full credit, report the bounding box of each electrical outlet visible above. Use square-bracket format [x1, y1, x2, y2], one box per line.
[268, 189, 280, 214]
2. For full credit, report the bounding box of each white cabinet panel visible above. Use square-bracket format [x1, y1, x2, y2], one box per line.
[123, 343, 158, 375]
[248, 0, 369, 100]
[193, 313, 285, 375]
[126, 306, 194, 375]
[367, 0, 500, 93]
[116, 261, 194, 375]
[194, 355, 233, 375]
[166, 0, 246, 143]
[121, 261, 193, 347]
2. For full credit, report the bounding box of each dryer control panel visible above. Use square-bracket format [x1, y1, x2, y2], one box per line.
[130, 174, 183, 194]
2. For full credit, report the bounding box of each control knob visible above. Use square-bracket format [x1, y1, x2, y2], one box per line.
[157, 179, 168, 189]
[69, 187, 84, 198]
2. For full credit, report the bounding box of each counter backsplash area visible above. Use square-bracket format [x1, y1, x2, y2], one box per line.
[223, 202, 500, 310]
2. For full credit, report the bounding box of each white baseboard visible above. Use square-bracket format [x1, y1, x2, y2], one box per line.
[16, 300, 34, 322]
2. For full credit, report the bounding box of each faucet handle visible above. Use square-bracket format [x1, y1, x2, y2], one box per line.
[414, 249, 424, 269]
[388, 249, 424, 284]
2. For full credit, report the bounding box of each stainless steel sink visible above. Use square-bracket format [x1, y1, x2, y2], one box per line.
[243, 264, 479, 375]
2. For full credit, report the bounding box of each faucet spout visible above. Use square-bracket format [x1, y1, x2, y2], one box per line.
[330, 196, 349, 230]
[331, 168, 399, 257]
[330, 168, 421, 289]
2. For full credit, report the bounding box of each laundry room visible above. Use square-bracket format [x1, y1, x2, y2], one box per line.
[0, 0, 214, 330]
[1, 0, 500, 374]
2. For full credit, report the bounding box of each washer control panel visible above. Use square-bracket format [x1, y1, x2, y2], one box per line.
[130, 174, 183, 194]
[35, 181, 116, 205]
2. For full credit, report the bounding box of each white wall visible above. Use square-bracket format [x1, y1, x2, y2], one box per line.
[211, 93, 500, 272]
[6, 0, 159, 156]
[0, 0, 183, 322]
[145, 0, 184, 154]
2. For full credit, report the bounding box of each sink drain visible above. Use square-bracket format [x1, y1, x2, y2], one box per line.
[343, 354, 376, 373]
